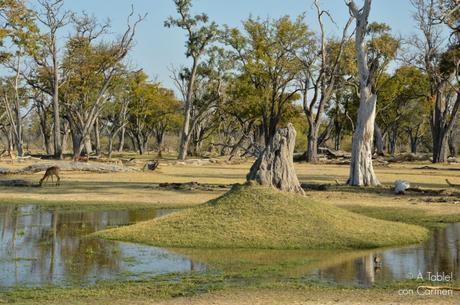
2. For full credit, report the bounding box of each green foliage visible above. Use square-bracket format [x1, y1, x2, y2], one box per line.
[126, 71, 182, 142]
[0, 0, 38, 62]
[164, 0, 219, 59]
[376, 65, 430, 137]
[223, 16, 312, 142]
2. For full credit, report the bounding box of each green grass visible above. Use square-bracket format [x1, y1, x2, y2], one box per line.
[95, 184, 429, 249]
[0, 273, 223, 305]
[3, 272, 459, 305]
[0, 197, 192, 213]
[345, 205, 460, 229]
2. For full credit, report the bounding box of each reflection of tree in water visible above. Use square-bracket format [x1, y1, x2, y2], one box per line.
[0, 206, 150, 285]
[425, 224, 460, 278]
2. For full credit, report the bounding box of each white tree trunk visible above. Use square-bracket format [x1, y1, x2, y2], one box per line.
[348, 90, 380, 186]
[347, 0, 380, 186]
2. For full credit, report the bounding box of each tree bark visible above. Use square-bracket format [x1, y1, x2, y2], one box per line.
[52, 39, 62, 160]
[178, 58, 199, 160]
[448, 128, 457, 158]
[118, 126, 125, 152]
[374, 123, 384, 156]
[94, 117, 101, 156]
[306, 122, 318, 163]
[349, 92, 380, 186]
[83, 134, 92, 155]
[61, 120, 70, 154]
[247, 123, 304, 194]
[108, 136, 114, 159]
[347, 0, 380, 186]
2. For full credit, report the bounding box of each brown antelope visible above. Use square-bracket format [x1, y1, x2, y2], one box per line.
[39, 166, 61, 187]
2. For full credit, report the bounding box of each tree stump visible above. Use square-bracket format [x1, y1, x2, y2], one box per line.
[247, 123, 305, 195]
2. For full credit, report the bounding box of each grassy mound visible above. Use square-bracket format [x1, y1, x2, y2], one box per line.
[95, 184, 429, 249]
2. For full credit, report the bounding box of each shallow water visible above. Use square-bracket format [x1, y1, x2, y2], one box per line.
[0, 204, 458, 288]
[307, 223, 460, 286]
[0, 205, 205, 288]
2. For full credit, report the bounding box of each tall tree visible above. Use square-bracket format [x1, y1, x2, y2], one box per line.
[411, 0, 460, 162]
[0, 0, 37, 157]
[346, 0, 380, 186]
[299, 0, 352, 162]
[60, 12, 143, 158]
[33, 0, 70, 159]
[165, 0, 218, 160]
[224, 16, 310, 146]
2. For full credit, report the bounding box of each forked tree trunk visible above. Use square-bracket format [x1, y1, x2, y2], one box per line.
[247, 123, 304, 194]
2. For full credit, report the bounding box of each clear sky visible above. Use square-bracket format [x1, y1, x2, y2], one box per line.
[55, 0, 417, 90]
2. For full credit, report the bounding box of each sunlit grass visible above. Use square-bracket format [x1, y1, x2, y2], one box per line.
[96, 184, 429, 249]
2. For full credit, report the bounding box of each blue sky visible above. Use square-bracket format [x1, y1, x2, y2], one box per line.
[56, 0, 417, 90]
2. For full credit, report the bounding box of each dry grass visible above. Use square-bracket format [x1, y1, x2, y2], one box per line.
[0, 159, 459, 217]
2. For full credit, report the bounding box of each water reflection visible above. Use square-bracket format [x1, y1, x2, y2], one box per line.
[1, 203, 458, 289]
[308, 223, 460, 287]
[0, 205, 205, 288]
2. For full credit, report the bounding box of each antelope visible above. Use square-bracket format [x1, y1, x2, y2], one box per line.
[39, 166, 61, 187]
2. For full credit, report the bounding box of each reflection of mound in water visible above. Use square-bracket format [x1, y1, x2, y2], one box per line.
[97, 184, 429, 249]
[171, 222, 460, 287]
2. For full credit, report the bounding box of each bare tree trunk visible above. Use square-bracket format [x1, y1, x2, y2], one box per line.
[7, 127, 14, 156]
[410, 137, 418, 154]
[155, 129, 165, 158]
[306, 122, 318, 163]
[83, 134, 92, 155]
[41, 127, 53, 155]
[247, 123, 304, 194]
[35, 101, 53, 155]
[347, 0, 380, 186]
[71, 131, 83, 159]
[178, 58, 199, 160]
[349, 93, 380, 186]
[52, 43, 62, 160]
[448, 131, 456, 158]
[94, 117, 101, 156]
[108, 136, 114, 159]
[374, 123, 384, 156]
[118, 127, 125, 152]
[61, 120, 70, 154]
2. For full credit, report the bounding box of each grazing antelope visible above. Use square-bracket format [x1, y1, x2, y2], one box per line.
[39, 166, 61, 187]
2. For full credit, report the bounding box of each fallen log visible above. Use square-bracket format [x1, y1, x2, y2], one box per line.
[0, 162, 137, 175]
